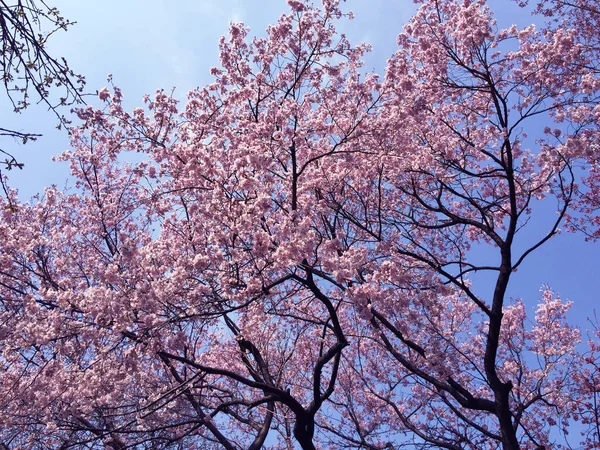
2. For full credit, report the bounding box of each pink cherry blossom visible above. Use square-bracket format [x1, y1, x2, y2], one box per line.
[1, 0, 600, 449]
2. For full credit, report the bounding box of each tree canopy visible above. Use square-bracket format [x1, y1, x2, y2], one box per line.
[1, 0, 599, 449]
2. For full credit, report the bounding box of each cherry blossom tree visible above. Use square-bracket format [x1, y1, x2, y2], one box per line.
[0, 0, 599, 449]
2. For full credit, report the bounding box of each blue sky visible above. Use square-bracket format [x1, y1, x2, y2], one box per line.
[1, 0, 598, 329]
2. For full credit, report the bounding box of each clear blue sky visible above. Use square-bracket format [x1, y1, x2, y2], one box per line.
[1, 0, 598, 330]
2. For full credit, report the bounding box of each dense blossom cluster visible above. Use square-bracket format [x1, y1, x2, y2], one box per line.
[1, 0, 599, 449]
